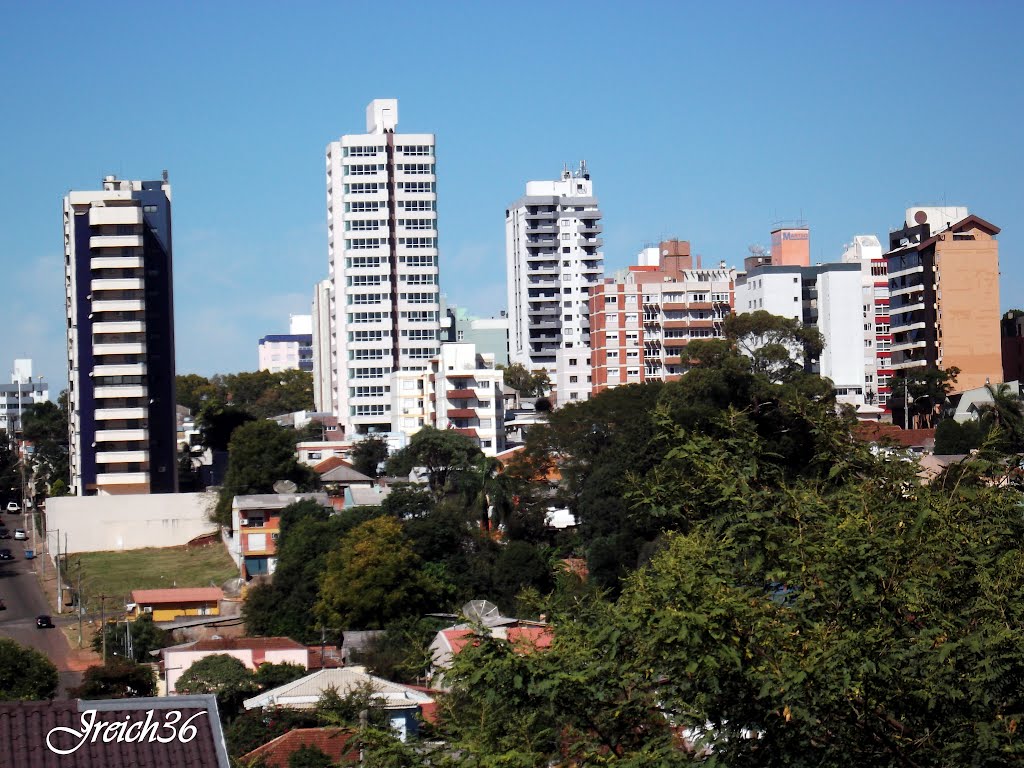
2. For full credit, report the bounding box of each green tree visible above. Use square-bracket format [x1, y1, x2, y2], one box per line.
[21, 397, 70, 494]
[385, 427, 482, 496]
[69, 659, 157, 699]
[176, 654, 259, 721]
[288, 743, 334, 768]
[899, 365, 961, 427]
[979, 381, 1024, 451]
[350, 435, 389, 479]
[723, 310, 825, 384]
[198, 404, 256, 452]
[253, 661, 308, 691]
[503, 363, 550, 398]
[225, 707, 319, 758]
[0, 638, 59, 700]
[92, 614, 171, 662]
[934, 417, 987, 455]
[317, 517, 439, 629]
[176, 373, 219, 414]
[381, 482, 435, 519]
[214, 420, 318, 527]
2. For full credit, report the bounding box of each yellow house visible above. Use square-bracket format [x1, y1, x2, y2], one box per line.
[128, 587, 223, 622]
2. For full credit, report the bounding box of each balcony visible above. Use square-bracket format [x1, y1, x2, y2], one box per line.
[525, 237, 558, 248]
[90, 234, 143, 250]
[447, 408, 477, 419]
[91, 256, 144, 269]
[95, 450, 149, 464]
[94, 363, 146, 377]
[93, 342, 146, 356]
[446, 388, 476, 399]
[89, 206, 143, 227]
[94, 385, 147, 399]
[95, 429, 148, 442]
[92, 278, 145, 292]
[95, 408, 147, 420]
[525, 223, 557, 235]
[96, 472, 149, 486]
[91, 299, 145, 313]
[92, 321, 145, 334]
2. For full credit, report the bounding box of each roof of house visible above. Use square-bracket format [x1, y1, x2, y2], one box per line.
[0, 695, 229, 768]
[313, 456, 349, 474]
[233, 493, 331, 511]
[243, 667, 434, 711]
[181, 636, 308, 653]
[240, 728, 356, 768]
[345, 485, 392, 507]
[320, 463, 374, 484]
[507, 625, 555, 650]
[851, 423, 936, 449]
[131, 587, 224, 605]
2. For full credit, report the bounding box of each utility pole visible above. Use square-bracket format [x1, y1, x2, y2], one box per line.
[76, 560, 83, 648]
[53, 528, 61, 614]
[904, 377, 909, 430]
[99, 594, 110, 663]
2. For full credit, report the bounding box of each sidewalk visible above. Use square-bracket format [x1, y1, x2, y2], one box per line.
[32, 544, 100, 673]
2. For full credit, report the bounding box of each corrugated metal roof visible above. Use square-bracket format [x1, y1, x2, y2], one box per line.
[131, 587, 223, 604]
[243, 668, 433, 711]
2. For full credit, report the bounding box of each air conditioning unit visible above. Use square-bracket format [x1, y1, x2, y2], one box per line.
[240, 518, 248, 527]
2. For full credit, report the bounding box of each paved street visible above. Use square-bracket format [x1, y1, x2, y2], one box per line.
[0, 512, 86, 695]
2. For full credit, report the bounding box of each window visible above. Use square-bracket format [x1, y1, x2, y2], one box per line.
[400, 254, 435, 267]
[348, 237, 386, 250]
[398, 218, 434, 230]
[563, 287, 571, 294]
[397, 181, 435, 193]
[346, 145, 383, 157]
[562, 247, 571, 253]
[346, 163, 385, 176]
[605, 296, 617, 305]
[345, 183, 382, 194]
[352, 404, 388, 416]
[569, 375, 578, 383]
[397, 163, 435, 174]
[397, 145, 432, 156]
[569, 358, 577, 365]
[347, 256, 383, 268]
[350, 311, 388, 323]
[399, 237, 438, 248]
[400, 292, 436, 304]
[349, 275, 383, 286]
[564, 314, 572, 320]
[401, 273, 437, 285]
[348, 201, 382, 213]
[400, 199, 436, 211]
[561, 233, 571, 240]
[351, 386, 388, 397]
[570, 392, 578, 400]
[350, 293, 386, 305]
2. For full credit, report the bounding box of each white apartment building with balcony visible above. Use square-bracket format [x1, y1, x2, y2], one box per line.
[505, 163, 603, 402]
[391, 343, 505, 456]
[0, 360, 49, 436]
[326, 100, 441, 436]
[64, 175, 178, 495]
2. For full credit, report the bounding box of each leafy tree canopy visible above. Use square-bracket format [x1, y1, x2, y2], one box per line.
[0, 638, 59, 700]
[176, 654, 259, 721]
[385, 427, 482, 496]
[350, 435, 389, 479]
[503, 363, 550, 398]
[69, 659, 157, 699]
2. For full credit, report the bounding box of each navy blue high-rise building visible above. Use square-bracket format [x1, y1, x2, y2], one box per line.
[64, 175, 178, 495]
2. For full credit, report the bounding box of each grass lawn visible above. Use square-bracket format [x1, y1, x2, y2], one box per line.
[68, 543, 238, 610]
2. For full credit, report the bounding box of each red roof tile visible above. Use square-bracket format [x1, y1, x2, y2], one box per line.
[131, 587, 223, 604]
[241, 728, 356, 768]
[0, 696, 228, 767]
[313, 456, 350, 474]
[442, 628, 475, 655]
[188, 636, 307, 652]
[852, 422, 935, 449]
[507, 625, 554, 651]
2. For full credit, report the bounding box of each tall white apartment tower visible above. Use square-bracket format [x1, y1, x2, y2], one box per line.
[325, 100, 441, 435]
[505, 163, 603, 398]
[64, 175, 178, 496]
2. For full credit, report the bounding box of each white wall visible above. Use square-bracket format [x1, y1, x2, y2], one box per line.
[817, 269, 867, 395]
[48, 492, 218, 555]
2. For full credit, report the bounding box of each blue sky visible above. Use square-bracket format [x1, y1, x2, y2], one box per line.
[2, 1, 1021, 390]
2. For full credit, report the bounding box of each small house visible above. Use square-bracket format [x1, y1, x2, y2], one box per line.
[128, 587, 223, 622]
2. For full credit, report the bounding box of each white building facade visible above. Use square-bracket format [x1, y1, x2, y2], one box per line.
[737, 262, 866, 405]
[391, 343, 505, 456]
[842, 235, 893, 413]
[505, 163, 603, 401]
[326, 99, 441, 436]
[0, 360, 48, 436]
[311, 279, 334, 413]
[64, 176, 178, 496]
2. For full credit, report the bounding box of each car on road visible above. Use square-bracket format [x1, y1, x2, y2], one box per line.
[36, 615, 53, 628]
[0, 549, 12, 560]
[5, 502, 19, 512]
[13, 529, 26, 541]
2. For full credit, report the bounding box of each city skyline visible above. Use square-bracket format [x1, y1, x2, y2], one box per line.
[2, 1, 1022, 390]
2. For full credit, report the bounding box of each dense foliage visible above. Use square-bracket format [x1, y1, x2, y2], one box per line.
[69, 660, 157, 699]
[0, 638, 59, 700]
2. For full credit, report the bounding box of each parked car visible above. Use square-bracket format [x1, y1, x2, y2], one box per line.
[0, 599, 6, 610]
[13, 529, 26, 541]
[0, 528, 8, 539]
[0, 549, 12, 561]
[6, 502, 19, 512]
[36, 615, 53, 629]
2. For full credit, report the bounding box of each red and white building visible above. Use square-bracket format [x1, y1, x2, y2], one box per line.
[842, 235, 893, 415]
[588, 240, 736, 393]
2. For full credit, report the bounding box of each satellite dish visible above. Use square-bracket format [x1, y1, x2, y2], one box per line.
[462, 599, 501, 624]
[273, 480, 297, 494]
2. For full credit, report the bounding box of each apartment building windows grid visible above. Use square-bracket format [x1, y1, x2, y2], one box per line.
[326, 100, 440, 435]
